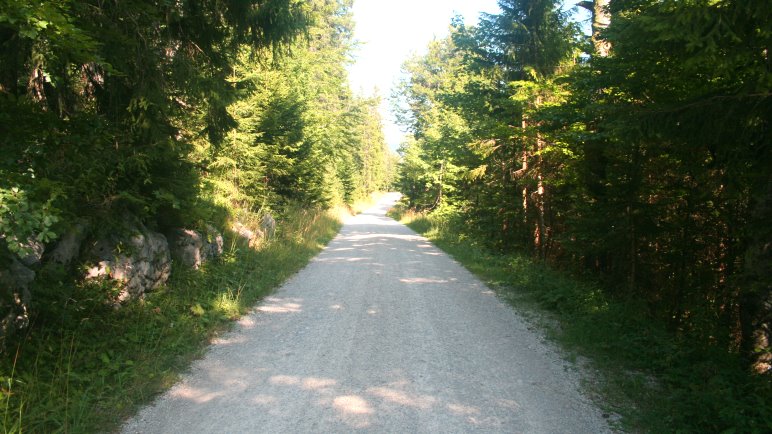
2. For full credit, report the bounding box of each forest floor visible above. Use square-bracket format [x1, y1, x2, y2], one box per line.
[122, 193, 612, 433]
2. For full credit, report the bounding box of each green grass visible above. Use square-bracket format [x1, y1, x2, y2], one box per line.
[389, 204, 772, 433]
[0, 200, 373, 433]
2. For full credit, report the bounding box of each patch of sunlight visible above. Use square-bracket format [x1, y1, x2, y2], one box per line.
[213, 290, 241, 318]
[301, 377, 337, 390]
[238, 316, 256, 329]
[342, 233, 423, 242]
[171, 386, 225, 404]
[347, 212, 402, 226]
[211, 335, 247, 346]
[333, 395, 373, 415]
[367, 386, 436, 410]
[584, 289, 610, 313]
[269, 375, 300, 386]
[399, 277, 448, 284]
[257, 297, 303, 314]
[447, 403, 481, 415]
[267, 375, 338, 391]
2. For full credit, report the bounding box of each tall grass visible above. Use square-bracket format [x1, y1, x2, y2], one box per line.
[389, 203, 772, 433]
[0, 196, 379, 433]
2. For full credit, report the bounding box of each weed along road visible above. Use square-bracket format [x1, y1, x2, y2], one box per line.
[122, 193, 611, 433]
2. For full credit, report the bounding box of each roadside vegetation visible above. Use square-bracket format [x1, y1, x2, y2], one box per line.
[2, 196, 380, 433]
[1, 0, 394, 431]
[389, 203, 771, 433]
[391, 1, 770, 432]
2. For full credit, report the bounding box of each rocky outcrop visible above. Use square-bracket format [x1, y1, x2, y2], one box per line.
[168, 225, 223, 269]
[0, 255, 34, 341]
[169, 229, 203, 269]
[233, 214, 276, 247]
[2, 220, 89, 344]
[233, 222, 261, 247]
[86, 227, 171, 300]
[202, 224, 224, 261]
[260, 213, 276, 239]
[2, 220, 225, 342]
[19, 239, 44, 267]
[45, 220, 89, 269]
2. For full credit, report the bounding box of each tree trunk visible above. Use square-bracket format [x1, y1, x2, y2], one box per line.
[740, 182, 772, 374]
[578, 0, 612, 57]
[592, 0, 611, 56]
[534, 95, 547, 260]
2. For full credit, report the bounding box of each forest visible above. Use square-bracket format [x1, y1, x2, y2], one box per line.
[392, 0, 770, 431]
[0, 0, 393, 332]
[0, 0, 770, 431]
[0, 0, 393, 430]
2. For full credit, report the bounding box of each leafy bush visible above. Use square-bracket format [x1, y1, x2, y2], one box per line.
[0, 186, 59, 257]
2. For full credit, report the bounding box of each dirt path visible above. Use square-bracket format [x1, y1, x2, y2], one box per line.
[122, 193, 611, 433]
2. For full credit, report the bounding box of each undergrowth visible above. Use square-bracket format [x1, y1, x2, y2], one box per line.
[0, 196, 380, 433]
[389, 203, 772, 433]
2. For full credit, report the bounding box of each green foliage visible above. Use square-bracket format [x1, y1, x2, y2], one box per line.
[0, 0, 393, 317]
[394, 0, 772, 431]
[0, 0, 395, 429]
[0, 203, 352, 432]
[396, 206, 772, 433]
[0, 187, 59, 257]
[0, 0, 393, 242]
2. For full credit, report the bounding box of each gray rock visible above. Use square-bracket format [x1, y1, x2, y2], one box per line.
[19, 238, 44, 267]
[233, 222, 261, 247]
[1, 255, 35, 340]
[260, 213, 276, 239]
[202, 224, 224, 261]
[85, 260, 111, 279]
[169, 225, 224, 269]
[46, 220, 89, 268]
[86, 226, 171, 300]
[169, 229, 203, 269]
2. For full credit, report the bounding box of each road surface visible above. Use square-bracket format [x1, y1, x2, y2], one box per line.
[123, 193, 611, 433]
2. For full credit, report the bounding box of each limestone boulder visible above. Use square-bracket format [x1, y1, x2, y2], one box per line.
[202, 224, 224, 261]
[19, 238, 44, 267]
[260, 213, 276, 239]
[233, 222, 261, 247]
[0, 255, 35, 341]
[168, 225, 224, 269]
[45, 220, 89, 269]
[169, 228, 203, 269]
[86, 226, 171, 299]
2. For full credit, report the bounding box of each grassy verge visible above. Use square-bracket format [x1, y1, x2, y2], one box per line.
[1, 196, 380, 433]
[389, 204, 771, 433]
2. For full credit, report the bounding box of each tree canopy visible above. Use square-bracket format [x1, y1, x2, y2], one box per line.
[393, 0, 771, 385]
[0, 0, 394, 245]
[0, 0, 395, 345]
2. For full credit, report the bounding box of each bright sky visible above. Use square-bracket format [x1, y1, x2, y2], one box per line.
[347, 1, 589, 152]
[347, 0, 501, 151]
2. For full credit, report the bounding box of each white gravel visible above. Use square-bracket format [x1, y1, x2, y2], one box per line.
[122, 193, 612, 433]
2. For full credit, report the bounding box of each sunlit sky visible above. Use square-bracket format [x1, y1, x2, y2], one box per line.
[347, 0, 588, 151]
[347, 0, 501, 151]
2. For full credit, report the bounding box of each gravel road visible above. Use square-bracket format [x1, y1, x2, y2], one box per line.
[122, 193, 612, 433]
